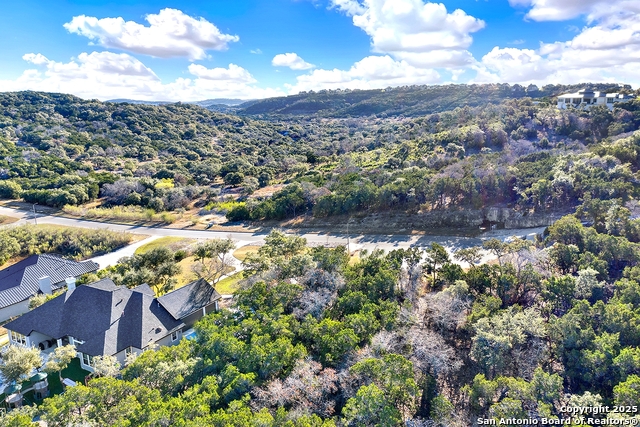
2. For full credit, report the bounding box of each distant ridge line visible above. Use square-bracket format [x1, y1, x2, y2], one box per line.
[106, 98, 254, 107]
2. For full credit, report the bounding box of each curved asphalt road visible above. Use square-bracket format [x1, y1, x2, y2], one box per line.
[0, 206, 547, 268]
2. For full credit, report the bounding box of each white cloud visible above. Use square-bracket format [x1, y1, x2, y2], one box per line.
[286, 55, 440, 93]
[188, 63, 256, 83]
[272, 53, 315, 70]
[508, 0, 600, 21]
[508, 0, 640, 22]
[250, 48, 263, 54]
[474, 47, 549, 83]
[474, 12, 640, 86]
[64, 8, 239, 60]
[474, 0, 640, 86]
[0, 52, 283, 101]
[330, 0, 484, 68]
[22, 53, 50, 65]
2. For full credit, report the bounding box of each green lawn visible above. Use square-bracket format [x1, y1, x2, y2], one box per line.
[46, 357, 91, 396]
[215, 271, 243, 295]
[0, 358, 90, 407]
[135, 236, 196, 255]
[232, 245, 260, 261]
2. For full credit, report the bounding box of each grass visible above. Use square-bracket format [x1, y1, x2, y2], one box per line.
[215, 271, 243, 295]
[1, 358, 91, 406]
[0, 215, 18, 225]
[63, 205, 178, 224]
[135, 236, 196, 255]
[171, 256, 234, 290]
[134, 237, 238, 293]
[204, 200, 245, 213]
[47, 358, 91, 395]
[175, 256, 200, 286]
[233, 245, 261, 261]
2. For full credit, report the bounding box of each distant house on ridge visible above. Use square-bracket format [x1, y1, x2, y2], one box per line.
[557, 88, 634, 110]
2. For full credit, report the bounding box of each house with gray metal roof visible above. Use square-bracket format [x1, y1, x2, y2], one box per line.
[4, 277, 221, 371]
[0, 254, 99, 322]
[557, 88, 634, 110]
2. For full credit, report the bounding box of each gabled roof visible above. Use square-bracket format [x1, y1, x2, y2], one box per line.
[5, 278, 221, 357]
[132, 283, 155, 296]
[0, 254, 99, 309]
[157, 278, 221, 319]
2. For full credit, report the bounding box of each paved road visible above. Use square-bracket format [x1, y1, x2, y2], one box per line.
[0, 206, 547, 266]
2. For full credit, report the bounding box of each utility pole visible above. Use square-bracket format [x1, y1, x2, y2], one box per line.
[346, 217, 352, 254]
[32, 203, 37, 225]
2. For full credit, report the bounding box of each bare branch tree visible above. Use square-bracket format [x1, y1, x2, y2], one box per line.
[192, 238, 236, 285]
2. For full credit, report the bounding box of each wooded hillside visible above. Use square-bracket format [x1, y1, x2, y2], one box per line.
[1, 87, 640, 229]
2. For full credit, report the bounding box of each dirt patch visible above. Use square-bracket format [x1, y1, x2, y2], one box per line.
[249, 184, 285, 199]
[0, 215, 19, 225]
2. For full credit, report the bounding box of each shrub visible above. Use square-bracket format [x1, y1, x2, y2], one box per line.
[174, 250, 188, 262]
[226, 203, 251, 221]
[0, 180, 22, 199]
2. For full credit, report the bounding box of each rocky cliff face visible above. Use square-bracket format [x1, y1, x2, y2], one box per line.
[482, 207, 563, 229]
[402, 208, 562, 229]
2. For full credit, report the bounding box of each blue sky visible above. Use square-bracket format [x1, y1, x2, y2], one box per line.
[0, 0, 638, 101]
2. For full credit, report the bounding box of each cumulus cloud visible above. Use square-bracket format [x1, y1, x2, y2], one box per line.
[188, 63, 256, 83]
[508, 0, 600, 21]
[330, 0, 484, 68]
[64, 8, 239, 60]
[474, 47, 549, 83]
[474, 11, 640, 86]
[272, 53, 315, 70]
[508, 0, 640, 22]
[0, 52, 283, 101]
[286, 55, 440, 93]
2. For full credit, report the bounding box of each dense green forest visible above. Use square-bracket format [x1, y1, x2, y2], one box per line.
[4, 221, 640, 425]
[1, 85, 639, 228]
[2, 84, 640, 425]
[238, 83, 634, 117]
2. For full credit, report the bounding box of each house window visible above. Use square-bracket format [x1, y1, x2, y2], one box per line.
[607, 97, 614, 103]
[82, 353, 94, 367]
[10, 331, 27, 346]
[171, 330, 181, 342]
[125, 347, 133, 356]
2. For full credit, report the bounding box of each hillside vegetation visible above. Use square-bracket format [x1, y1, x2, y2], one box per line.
[238, 83, 633, 117]
[4, 224, 640, 425]
[3, 84, 640, 426]
[0, 86, 639, 229]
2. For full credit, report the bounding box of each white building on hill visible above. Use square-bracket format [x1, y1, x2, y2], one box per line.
[557, 89, 634, 110]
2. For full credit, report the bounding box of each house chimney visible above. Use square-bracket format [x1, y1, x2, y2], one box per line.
[39, 276, 52, 295]
[65, 277, 76, 291]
